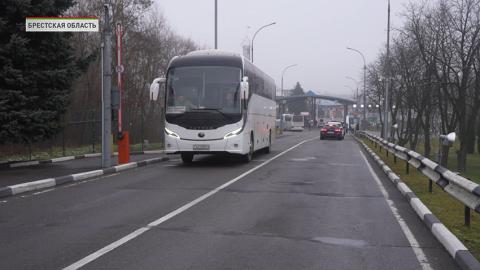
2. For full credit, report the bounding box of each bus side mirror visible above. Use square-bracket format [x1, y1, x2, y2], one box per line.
[150, 77, 166, 101]
[240, 76, 249, 100]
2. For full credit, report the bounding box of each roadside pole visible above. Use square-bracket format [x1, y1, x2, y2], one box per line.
[116, 23, 130, 164]
[101, 4, 113, 168]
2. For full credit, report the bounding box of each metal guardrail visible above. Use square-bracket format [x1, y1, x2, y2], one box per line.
[357, 131, 480, 226]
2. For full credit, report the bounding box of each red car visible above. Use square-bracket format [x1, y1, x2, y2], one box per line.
[320, 122, 344, 140]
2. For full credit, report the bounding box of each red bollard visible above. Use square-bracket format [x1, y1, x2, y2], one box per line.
[118, 131, 130, 164]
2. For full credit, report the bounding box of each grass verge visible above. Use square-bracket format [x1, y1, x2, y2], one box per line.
[362, 138, 480, 260]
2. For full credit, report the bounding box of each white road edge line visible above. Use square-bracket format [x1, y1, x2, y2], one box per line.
[33, 188, 55, 195]
[63, 137, 317, 270]
[359, 150, 433, 270]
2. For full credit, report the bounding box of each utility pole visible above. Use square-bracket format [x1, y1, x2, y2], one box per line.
[101, 4, 112, 168]
[363, 64, 367, 130]
[116, 23, 123, 135]
[384, 0, 391, 140]
[280, 64, 297, 131]
[347, 47, 367, 130]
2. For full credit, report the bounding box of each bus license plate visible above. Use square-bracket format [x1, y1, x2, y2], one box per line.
[193, 144, 210, 151]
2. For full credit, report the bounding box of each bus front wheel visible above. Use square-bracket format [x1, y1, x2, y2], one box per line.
[264, 131, 271, 154]
[242, 135, 254, 163]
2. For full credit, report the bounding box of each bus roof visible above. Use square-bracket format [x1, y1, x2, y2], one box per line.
[170, 50, 243, 69]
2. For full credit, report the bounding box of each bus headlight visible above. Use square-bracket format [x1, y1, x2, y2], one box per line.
[224, 127, 242, 139]
[165, 127, 180, 138]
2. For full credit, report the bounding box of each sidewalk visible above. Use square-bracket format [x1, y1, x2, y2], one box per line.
[0, 153, 165, 187]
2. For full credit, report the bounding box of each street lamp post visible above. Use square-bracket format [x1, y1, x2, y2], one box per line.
[346, 76, 359, 111]
[281, 64, 297, 97]
[384, 0, 391, 141]
[214, 0, 218, 49]
[344, 85, 355, 92]
[251, 22, 276, 62]
[280, 64, 297, 131]
[347, 47, 367, 130]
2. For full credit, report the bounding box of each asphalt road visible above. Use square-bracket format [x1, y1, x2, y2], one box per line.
[0, 130, 459, 269]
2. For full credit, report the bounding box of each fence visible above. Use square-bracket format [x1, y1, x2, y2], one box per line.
[0, 109, 164, 162]
[357, 131, 480, 227]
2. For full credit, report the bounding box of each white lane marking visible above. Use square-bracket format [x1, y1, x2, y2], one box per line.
[359, 150, 433, 270]
[63, 137, 317, 270]
[313, 237, 367, 248]
[60, 173, 122, 190]
[33, 188, 55, 195]
[290, 157, 316, 162]
[0, 200, 7, 204]
[326, 163, 359, 167]
[252, 159, 268, 162]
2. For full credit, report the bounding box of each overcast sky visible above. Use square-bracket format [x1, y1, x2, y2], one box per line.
[153, 0, 413, 99]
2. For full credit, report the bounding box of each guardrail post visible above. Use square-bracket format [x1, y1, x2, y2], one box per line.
[394, 155, 397, 164]
[406, 162, 409, 174]
[386, 149, 389, 157]
[428, 179, 433, 193]
[465, 206, 471, 227]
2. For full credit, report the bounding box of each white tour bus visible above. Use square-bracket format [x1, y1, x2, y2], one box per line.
[291, 115, 305, 131]
[150, 50, 276, 163]
[281, 113, 293, 130]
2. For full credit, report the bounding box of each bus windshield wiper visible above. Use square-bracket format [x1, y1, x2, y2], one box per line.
[191, 108, 233, 119]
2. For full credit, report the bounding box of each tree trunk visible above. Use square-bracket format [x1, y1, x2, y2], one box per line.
[477, 115, 480, 154]
[457, 142, 468, 172]
[466, 127, 476, 154]
[378, 108, 384, 138]
[441, 145, 449, 167]
[424, 119, 431, 158]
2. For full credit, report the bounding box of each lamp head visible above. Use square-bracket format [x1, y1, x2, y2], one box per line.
[440, 132, 456, 145]
[446, 132, 456, 143]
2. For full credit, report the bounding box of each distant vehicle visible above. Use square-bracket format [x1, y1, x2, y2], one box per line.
[317, 119, 325, 128]
[320, 122, 345, 140]
[282, 113, 293, 130]
[291, 115, 305, 131]
[345, 115, 359, 133]
[149, 50, 276, 163]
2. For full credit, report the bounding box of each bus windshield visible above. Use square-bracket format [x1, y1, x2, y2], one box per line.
[293, 115, 304, 122]
[166, 66, 242, 114]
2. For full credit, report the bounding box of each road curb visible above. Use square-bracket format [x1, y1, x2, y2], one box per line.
[0, 156, 169, 199]
[1, 150, 165, 169]
[355, 136, 480, 270]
